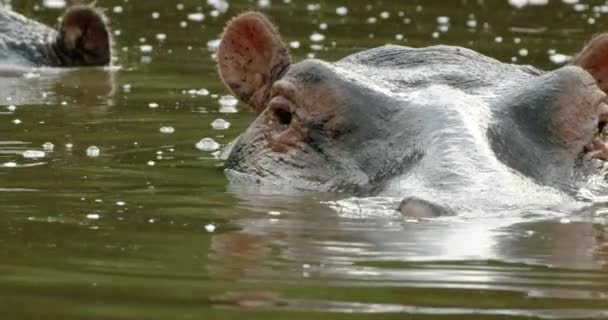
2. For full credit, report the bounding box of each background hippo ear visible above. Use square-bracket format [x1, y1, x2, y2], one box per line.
[573, 34, 608, 93]
[218, 12, 291, 114]
[58, 5, 111, 66]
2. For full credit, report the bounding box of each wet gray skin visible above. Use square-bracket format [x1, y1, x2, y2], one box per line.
[0, 5, 111, 68]
[218, 12, 608, 216]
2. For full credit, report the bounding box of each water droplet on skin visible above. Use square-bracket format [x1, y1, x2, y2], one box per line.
[86, 146, 100, 158]
[196, 138, 220, 152]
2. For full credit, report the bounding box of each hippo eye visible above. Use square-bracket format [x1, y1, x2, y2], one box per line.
[274, 108, 293, 125]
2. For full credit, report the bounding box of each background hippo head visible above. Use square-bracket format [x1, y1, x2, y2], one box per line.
[218, 12, 608, 214]
[0, 5, 111, 68]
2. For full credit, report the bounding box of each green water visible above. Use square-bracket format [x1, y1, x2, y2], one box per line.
[0, 0, 607, 319]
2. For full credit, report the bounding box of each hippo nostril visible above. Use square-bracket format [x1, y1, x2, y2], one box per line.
[274, 108, 293, 125]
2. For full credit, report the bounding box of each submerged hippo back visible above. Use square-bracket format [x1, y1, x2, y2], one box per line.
[0, 6, 111, 68]
[0, 9, 56, 66]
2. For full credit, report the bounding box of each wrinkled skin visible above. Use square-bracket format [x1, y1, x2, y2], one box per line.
[218, 12, 608, 217]
[0, 5, 111, 68]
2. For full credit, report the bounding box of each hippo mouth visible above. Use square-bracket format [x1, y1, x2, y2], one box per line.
[582, 99, 608, 160]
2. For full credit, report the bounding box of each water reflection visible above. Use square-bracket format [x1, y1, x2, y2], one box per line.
[0, 66, 116, 107]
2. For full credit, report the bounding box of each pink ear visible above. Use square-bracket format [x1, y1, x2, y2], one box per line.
[217, 12, 291, 114]
[573, 34, 608, 93]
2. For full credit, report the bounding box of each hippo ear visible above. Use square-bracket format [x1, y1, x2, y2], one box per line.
[573, 34, 608, 93]
[218, 12, 291, 114]
[58, 5, 111, 66]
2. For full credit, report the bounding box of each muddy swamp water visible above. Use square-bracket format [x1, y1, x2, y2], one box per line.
[1, 0, 608, 319]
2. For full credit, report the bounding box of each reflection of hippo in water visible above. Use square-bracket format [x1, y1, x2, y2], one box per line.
[218, 13, 608, 216]
[0, 5, 111, 68]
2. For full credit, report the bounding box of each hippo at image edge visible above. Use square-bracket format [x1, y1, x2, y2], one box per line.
[0, 5, 111, 68]
[217, 12, 608, 217]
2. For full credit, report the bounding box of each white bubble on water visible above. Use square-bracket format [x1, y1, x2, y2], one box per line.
[208, 0, 229, 13]
[196, 138, 220, 152]
[151, 12, 160, 19]
[156, 33, 167, 41]
[116, 201, 126, 206]
[140, 45, 153, 53]
[289, 41, 301, 49]
[336, 7, 348, 16]
[187, 12, 205, 22]
[22, 150, 45, 159]
[211, 119, 231, 130]
[160, 126, 175, 134]
[310, 32, 325, 42]
[207, 39, 221, 52]
[42, 142, 54, 151]
[204, 224, 216, 233]
[2, 161, 17, 168]
[7, 105, 16, 111]
[518, 48, 529, 57]
[219, 95, 238, 107]
[549, 53, 571, 64]
[42, 0, 65, 9]
[437, 16, 450, 24]
[12, 119, 21, 124]
[113, 6, 123, 13]
[147, 161, 155, 166]
[86, 213, 100, 220]
[148, 102, 159, 109]
[86, 146, 100, 158]
[257, 0, 271, 8]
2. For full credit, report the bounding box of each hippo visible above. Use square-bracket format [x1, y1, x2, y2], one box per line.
[0, 5, 111, 68]
[217, 12, 608, 216]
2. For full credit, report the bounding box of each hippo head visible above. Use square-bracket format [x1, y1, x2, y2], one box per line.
[218, 12, 608, 206]
[54, 5, 111, 66]
[218, 13, 407, 191]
